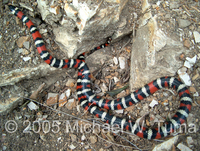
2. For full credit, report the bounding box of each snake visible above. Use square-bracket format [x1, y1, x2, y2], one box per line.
[9, 5, 192, 139]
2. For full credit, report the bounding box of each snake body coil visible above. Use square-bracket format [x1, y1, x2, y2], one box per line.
[9, 5, 192, 139]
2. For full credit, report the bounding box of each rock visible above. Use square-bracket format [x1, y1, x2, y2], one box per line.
[177, 143, 192, 151]
[118, 57, 126, 69]
[177, 68, 192, 86]
[70, 134, 77, 142]
[130, 13, 186, 89]
[89, 135, 97, 144]
[17, 48, 29, 55]
[30, 83, 45, 100]
[184, 39, 191, 48]
[193, 31, 200, 43]
[86, 49, 112, 72]
[22, 57, 31, 62]
[37, 0, 134, 57]
[65, 79, 76, 87]
[65, 89, 71, 98]
[152, 135, 179, 151]
[0, 97, 23, 115]
[184, 55, 197, 69]
[113, 57, 118, 65]
[100, 83, 108, 93]
[27, 101, 39, 110]
[149, 99, 158, 108]
[16, 36, 29, 48]
[187, 136, 194, 148]
[68, 144, 76, 150]
[23, 41, 30, 50]
[65, 98, 76, 110]
[169, 2, 180, 9]
[177, 19, 191, 28]
[58, 92, 67, 107]
[46, 93, 59, 106]
[0, 64, 60, 87]
[81, 135, 86, 141]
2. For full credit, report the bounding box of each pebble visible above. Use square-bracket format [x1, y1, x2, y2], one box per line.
[65, 79, 76, 87]
[70, 134, 77, 142]
[58, 92, 67, 107]
[187, 136, 194, 148]
[16, 36, 29, 48]
[68, 144, 76, 150]
[113, 57, 118, 65]
[177, 143, 192, 151]
[100, 83, 108, 93]
[177, 68, 191, 86]
[184, 39, 190, 48]
[46, 93, 59, 106]
[89, 135, 97, 144]
[113, 77, 119, 83]
[17, 48, 29, 55]
[81, 135, 86, 141]
[23, 56, 31, 62]
[115, 109, 124, 114]
[184, 55, 197, 68]
[169, 2, 180, 9]
[65, 98, 76, 110]
[178, 19, 191, 28]
[152, 136, 179, 151]
[118, 57, 126, 69]
[149, 99, 158, 108]
[23, 41, 30, 50]
[193, 31, 200, 43]
[27, 101, 39, 110]
[65, 89, 71, 98]
[189, 87, 197, 93]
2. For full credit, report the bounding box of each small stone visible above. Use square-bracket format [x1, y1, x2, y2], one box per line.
[169, 2, 179, 9]
[193, 31, 200, 43]
[178, 19, 191, 28]
[89, 135, 97, 144]
[149, 99, 158, 108]
[46, 93, 59, 106]
[68, 144, 76, 150]
[113, 77, 119, 83]
[65, 98, 76, 110]
[65, 89, 71, 98]
[187, 136, 194, 148]
[66, 79, 76, 87]
[58, 93, 67, 107]
[70, 134, 77, 142]
[178, 68, 192, 86]
[81, 135, 86, 141]
[184, 55, 197, 68]
[17, 48, 29, 55]
[192, 73, 199, 81]
[39, 29, 48, 34]
[100, 83, 108, 93]
[23, 57, 31, 62]
[118, 57, 126, 69]
[184, 39, 190, 48]
[115, 109, 124, 114]
[189, 87, 196, 93]
[177, 143, 192, 151]
[16, 36, 29, 48]
[113, 57, 118, 65]
[23, 41, 30, 50]
[27, 101, 39, 110]
[193, 92, 199, 97]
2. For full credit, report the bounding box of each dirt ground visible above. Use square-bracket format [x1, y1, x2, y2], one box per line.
[1, 0, 200, 151]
